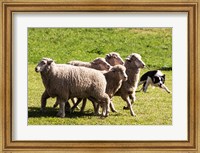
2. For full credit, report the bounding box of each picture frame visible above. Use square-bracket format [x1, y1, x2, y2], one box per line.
[0, 0, 199, 152]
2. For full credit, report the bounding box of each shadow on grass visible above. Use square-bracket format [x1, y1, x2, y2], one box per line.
[28, 107, 96, 118]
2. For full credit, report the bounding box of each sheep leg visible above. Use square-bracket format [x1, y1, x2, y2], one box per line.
[71, 98, 82, 112]
[101, 102, 107, 117]
[71, 98, 80, 110]
[57, 98, 66, 118]
[129, 93, 136, 104]
[88, 97, 100, 115]
[53, 97, 70, 110]
[101, 95, 110, 117]
[80, 98, 100, 114]
[124, 91, 136, 109]
[53, 99, 59, 108]
[95, 103, 100, 115]
[80, 98, 87, 113]
[41, 90, 50, 111]
[122, 95, 136, 116]
[105, 98, 111, 117]
[65, 101, 71, 113]
[110, 99, 117, 112]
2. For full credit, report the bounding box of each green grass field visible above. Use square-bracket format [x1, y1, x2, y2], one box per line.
[28, 28, 172, 125]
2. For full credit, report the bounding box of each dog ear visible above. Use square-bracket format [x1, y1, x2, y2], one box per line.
[163, 74, 165, 79]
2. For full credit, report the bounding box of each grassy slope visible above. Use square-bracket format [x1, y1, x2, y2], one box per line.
[28, 28, 172, 125]
[28, 28, 172, 69]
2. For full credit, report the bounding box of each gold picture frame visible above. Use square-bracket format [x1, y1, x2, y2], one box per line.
[0, 0, 199, 152]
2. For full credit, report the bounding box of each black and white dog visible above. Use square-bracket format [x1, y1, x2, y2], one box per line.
[137, 70, 171, 93]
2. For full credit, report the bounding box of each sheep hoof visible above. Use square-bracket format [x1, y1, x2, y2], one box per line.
[70, 109, 75, 113]
[131, 113, 136, 117]
[123, 106, 129, 110]
[94, 112, 100, 116]
[66, 109, 71, 114]
[100, 115, 107, 119]
[40, 108, 46, 112]
[111, 108, 118, 112]
[56, 112, 65, 118]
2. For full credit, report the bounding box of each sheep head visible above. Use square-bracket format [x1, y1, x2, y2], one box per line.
[91, 58, 111, 71]
[105, 52, 124, 66]
[125, 53, 145, 69]
[111, 65, 128, 81]
[35, 58, 54, 73]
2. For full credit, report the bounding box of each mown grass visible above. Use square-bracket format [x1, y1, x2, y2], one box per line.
[28, 28, 172, 125]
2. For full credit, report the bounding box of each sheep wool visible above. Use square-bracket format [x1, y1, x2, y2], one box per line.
[115, 53, 145, 116]
[35, 58, 110, 117]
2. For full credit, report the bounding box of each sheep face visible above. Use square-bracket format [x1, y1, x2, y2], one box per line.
[91, 58, 111, 70]
[112, 65, 128, 81]
[126, 53, 145, 68]
[105, 52, 124, 66]
[35, 58, 53, 73]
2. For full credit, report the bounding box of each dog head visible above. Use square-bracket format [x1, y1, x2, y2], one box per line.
[152, 74, 165, 88]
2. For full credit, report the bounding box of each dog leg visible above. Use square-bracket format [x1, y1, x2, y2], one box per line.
[161, 84, 171, 93]
[137, 81, 145, 92]
[143, 77, 151, 92]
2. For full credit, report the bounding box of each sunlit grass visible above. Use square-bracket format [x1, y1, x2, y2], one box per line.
[28, 28, 172, 125]
[28, 65, 172, 125]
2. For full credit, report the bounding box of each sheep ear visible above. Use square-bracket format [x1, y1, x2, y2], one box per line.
[91, 61, 97, 65]
[126, 58, 131, 62]
[47, 59, 53, 65]
[106, 54, 111, 58]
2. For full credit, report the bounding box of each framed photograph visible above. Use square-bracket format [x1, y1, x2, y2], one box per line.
[1, 0, 199, 152]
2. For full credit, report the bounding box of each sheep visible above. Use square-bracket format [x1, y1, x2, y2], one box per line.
[71, 65, 128, 114]
[69, 52, 125, 114]
[53, 52, 125, 113]
[40, 57, 111, 111]
[105, 52, 124, 66]
[69, 57, 111, 71]
[114, 53, 145, 116]
[35, 58, 111, 118]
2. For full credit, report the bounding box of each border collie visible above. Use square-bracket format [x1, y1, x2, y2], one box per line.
[137, 70, 171, 93]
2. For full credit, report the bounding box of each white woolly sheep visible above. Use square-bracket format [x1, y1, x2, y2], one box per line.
[69, 57, 111, 71]
[105, 52, 124, 66]
[35, 58, 111, 117]
[70, 52, 125, 114]
[40, 57, 111, 110]
[71, 65, 128, 114]
[114, 53, 145, 116]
